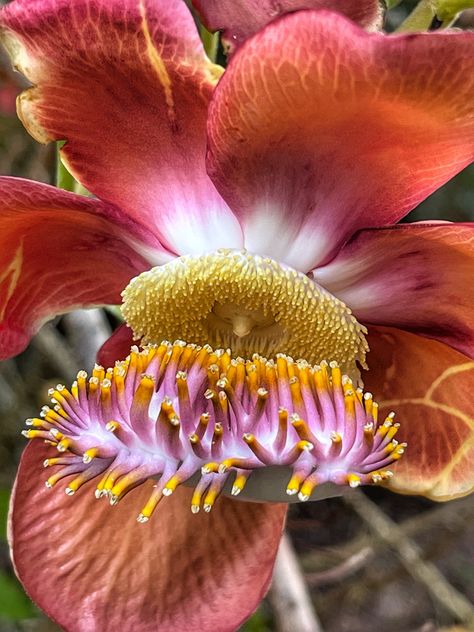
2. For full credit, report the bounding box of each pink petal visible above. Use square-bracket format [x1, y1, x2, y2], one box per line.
[207, 11, 474, 271]
[193, 0, 382, 53]
[0, 0, 242, 255]
[0, 177, 152, 359]
[97, 323, 135, 367]
[365, 326, 474, 501]
[0, 68, 18, 115]
[10, 442, 287, 631]
[313, 223, 474, 359]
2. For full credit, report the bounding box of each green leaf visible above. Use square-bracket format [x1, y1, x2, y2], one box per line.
[0, 488, 9, 542]
[395, 0, 436, 31]
[384, 0, 403, 9]
[56, 142, 76, 191]
[434, 0, 474, 21]
[0, 572, 36, 621]
[199, 24, 219, 63]
[56, 142, 90, 195]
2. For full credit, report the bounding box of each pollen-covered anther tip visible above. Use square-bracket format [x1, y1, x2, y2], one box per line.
[24, 338, 406, 520]
[83, 448, 99, 464]
[136, 514, 149, 524]
[347, 474, 361, 488]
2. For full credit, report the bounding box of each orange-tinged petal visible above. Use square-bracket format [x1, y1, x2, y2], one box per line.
[10, 442, 287, 631]
[314, 222, 474, 359]
[0, 0, 241, 255]
[365, 326, 474, 501]
[0, 177, 153, 359]
[207, 11, 474, 271]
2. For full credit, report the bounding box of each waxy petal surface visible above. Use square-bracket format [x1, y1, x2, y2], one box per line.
[313, 223, 474, 359]
[97, 323, 137, 367]
[207, 11, 474, 271]
[10, 442, 287, 632]
[0, 177, 151, 359]
[0, 0, 242, 255]
[193, 0, 382, 52]
[365, 327, 474, 501]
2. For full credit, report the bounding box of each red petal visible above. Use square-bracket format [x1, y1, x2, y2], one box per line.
[97, 324, 135, 367]
[314, 223, 474, 359]
[365, 326, 474, 501]
[0, 0, 242, 255]
[207, 11, 474, 271]
[0, 177, 150, 359]
[193, 0, 382, 52]
[10, 442, 286, 631]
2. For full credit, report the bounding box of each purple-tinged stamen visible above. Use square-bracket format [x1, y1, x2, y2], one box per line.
[22, 341, 405, 522]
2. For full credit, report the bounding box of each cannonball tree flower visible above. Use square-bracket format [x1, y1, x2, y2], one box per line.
[0, 0, 474, 629]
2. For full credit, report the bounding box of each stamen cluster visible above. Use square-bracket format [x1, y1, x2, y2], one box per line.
[122, 250, 369, 377]
[23, 341, 405, 522]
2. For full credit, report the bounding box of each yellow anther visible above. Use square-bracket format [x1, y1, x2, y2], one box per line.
[371, 402, 379, 423]
[299, 476, 318, 501]
[392, 443, 407, 460]
[92, 364, 105, 382]
[160, 398, 180, 425]
[83, 448, 99, 464]
[137, 489, 164, 523]
[162, 474, 180, 496]
[384, 424, 400, 442]
[203, 488, 219, 512]
[65, 474, 89, 496]
[56, 438, 71, 452]
[291, 417, 316, 445]
[347, 474, 361, 488]
[364, 392, 373, 416]
[191, 489, 204, 513]
[363, 424, 374, 441]
[105, 420, 121, 432]
[88, 377, 99, 396]
[133, 374, 155, 405]
[21, 429, 43, 439]
[201, 462, 220, 474]
[330, 362, 342, 389]
[344, 392, 356, 417]
[231, 471, 250, 496]
[286, 472, 304, 496]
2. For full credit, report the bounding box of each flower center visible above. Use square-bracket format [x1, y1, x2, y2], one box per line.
[121, 249, 368, 380]
[23, 341, 405, 523]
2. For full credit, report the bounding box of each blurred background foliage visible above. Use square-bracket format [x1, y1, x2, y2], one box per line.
[0, 0, 473, 630]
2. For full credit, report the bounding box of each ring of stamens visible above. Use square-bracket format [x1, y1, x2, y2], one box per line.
[121, 249, 368, 378]
[23, 341, 404, 523]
